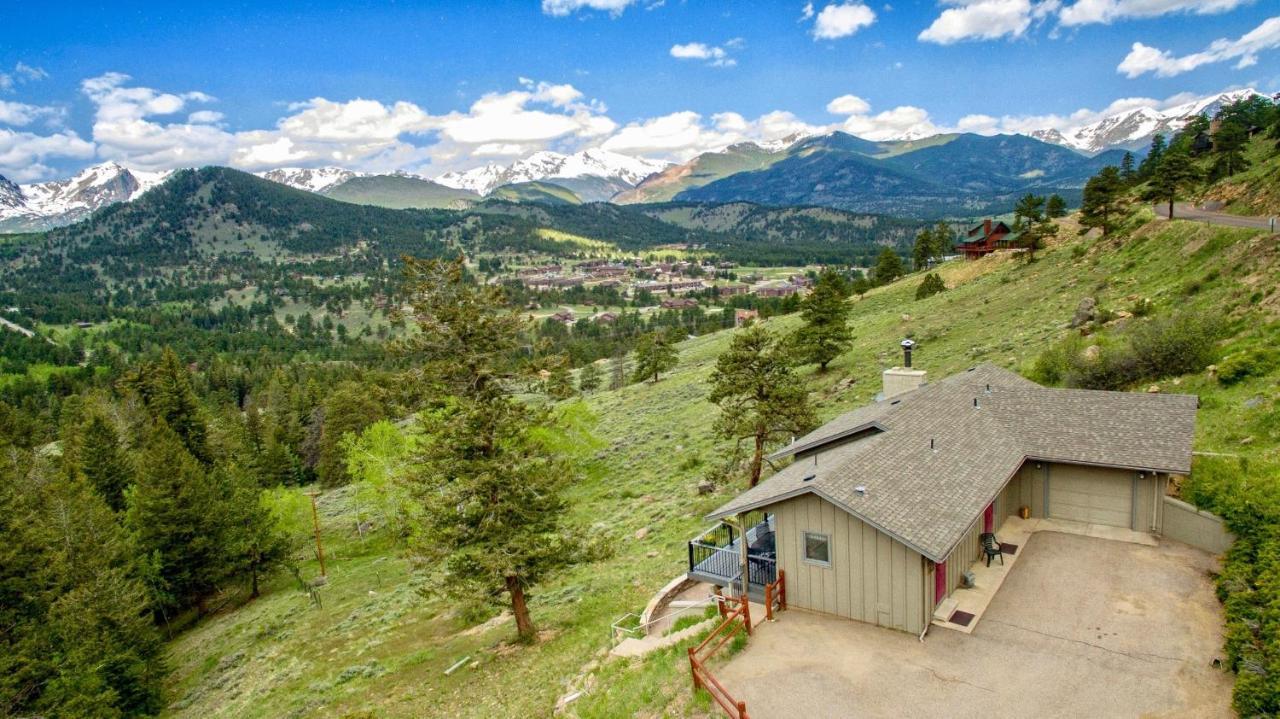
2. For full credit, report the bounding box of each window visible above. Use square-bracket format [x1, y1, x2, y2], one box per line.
[803, 532, 831, 566]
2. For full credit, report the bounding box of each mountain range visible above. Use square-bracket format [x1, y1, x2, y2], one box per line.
[0, 88, 1262, 231]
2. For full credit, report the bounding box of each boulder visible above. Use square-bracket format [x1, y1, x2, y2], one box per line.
[696, 480, 715, 495]
[634, 527, 650, 540]
[1070, 297, 1097, 328]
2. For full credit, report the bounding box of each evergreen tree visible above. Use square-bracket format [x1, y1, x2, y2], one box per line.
[1211, 120, 1250, 180]
[1046, 194, 1067, 218]
[577, 361, 602, 393]
[1138, 133, 1166, 180]
[1148, 146, 1200, 219]
[78, 413, 133, 512]
[316, 381, 385, 486]
[911, 225, 936, 271]
[915, 273, 946, 300]
[121, 348, 210, 464]
[223, 469, 290, 599]
[125, 423, 231, 616]
[791, 269, 853, 371]
[1080, 166, 1125, 237]
[872, 247, 906, 286]
[399, 256, 586, 642]
[632, 330, 678, 383]
[1119, 151, 1136, 183]
[544, 357, 576, 400]
[608, 352, 627, 390]
[708, 325, 816, 487]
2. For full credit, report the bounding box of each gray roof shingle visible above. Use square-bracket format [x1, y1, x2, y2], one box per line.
[708, 363, 1198, 562]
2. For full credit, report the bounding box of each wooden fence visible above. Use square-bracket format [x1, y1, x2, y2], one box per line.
[687, 572, 788, 719]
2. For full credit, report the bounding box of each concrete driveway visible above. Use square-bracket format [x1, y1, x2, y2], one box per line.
[716, 532, 1232, 719]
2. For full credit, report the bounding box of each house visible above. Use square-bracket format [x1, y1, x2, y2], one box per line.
[718, 283, 750, 297]
[789, 274, 814, 288]
[661, 298, 699, 310]
[956, 219, 1014, 259]
[687, 344, 1196, 635]
[754, 281, 801, 298]
[734, 309, 759, 327]
[549, 311, 576, 326]
[593, 311, 619, 324]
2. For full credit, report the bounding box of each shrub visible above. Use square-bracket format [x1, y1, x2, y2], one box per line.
[1128, 311, 1225, 379]
[1217, 348, 1280, 386]
[914, 273, 946, 301]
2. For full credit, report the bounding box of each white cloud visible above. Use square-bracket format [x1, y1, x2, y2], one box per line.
[918, 0, 1057, 45]
[1059, 0, 1253, 27]
[188, 110, 225, 124]
[1118, 16, 1280, 78]
[800, 2, 816, 20]
[0, 127, 95, 182]
[670, 42, 738, 67]
[0, 100, 62, 127]
[601, 109, 825, 161]
[0, 62, 49, 93]
[826, 94, 872, 115]
[812, 3, 877, 40]
[541, 0, 637, 17]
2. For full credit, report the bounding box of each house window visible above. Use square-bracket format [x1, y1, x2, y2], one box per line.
[803, 532, 831, 566]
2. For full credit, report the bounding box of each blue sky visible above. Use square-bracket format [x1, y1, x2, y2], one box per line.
[2, 1, 1277, 181]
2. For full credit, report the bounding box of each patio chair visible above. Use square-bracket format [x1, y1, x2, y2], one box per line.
[980, 532, 1004, 567]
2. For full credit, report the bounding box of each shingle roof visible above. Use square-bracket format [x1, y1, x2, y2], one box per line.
[708, 363, 1198, 562]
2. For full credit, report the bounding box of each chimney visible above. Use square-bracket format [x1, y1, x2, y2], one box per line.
[882, 339, 927, 400]
[983, 218, 992, 238]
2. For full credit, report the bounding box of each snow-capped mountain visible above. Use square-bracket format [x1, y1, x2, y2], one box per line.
[435, 149, 669, 197]
[256, 167, 360, 193]
[0, 162, 173, 232]
[1034, 89, 1261, 154]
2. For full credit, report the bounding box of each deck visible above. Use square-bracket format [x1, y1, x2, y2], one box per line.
[688, 513, 777, 601]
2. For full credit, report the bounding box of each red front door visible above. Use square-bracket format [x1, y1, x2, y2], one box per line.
[983, 502, 995, 533]
[934, 561, 947, 606]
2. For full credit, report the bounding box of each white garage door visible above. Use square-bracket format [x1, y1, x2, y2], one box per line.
[1048, 466, 1132, 528]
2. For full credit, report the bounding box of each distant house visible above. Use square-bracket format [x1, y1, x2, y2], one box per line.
[789, 274, 814, 288]
[593, 311, 619, 324]
[550, 311, 576, 325]
[661, 298, 699, 310]
[956, 219, 1014, 259]
[734, 308, 759, 327]
[718, 283, 750, 297]
[687, 347, 1198, 635]
[755, 281, 801, 298]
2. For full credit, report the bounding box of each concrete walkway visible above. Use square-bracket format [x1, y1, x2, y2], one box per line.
[933, 517, 1156, 634]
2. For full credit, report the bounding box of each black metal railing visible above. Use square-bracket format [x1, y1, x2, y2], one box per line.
[688, 513, 776, 589]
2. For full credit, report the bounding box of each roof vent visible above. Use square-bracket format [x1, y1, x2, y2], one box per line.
[900, 339, 916, 368]
[854, 485, 867, 496]
[973, 397, 980, 409]
[802, 474, 816, 482]
[930, 438, 936, 451]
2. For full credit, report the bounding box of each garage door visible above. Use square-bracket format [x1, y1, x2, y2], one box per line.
[1048, 466, 1132, 528]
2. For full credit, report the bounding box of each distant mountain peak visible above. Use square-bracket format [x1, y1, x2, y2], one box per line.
[1033, 87, 1262, 154]
[0, 162, 173, 232]
[434, 150, 669, 196]
[257, 167, 360, 193]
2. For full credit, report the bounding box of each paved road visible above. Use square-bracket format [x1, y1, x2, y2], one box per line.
[1155, 202, 1278, 231]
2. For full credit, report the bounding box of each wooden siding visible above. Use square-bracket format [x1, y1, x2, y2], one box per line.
[945, 516, 982, 594]
[772, 494, 927, 634]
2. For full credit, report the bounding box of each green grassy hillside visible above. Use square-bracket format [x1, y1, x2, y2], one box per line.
[160, 214, 1279, 718]
[1201, 132, 1280, 216]
[321, 174, 480, 209]
[488, 181, 583, 205]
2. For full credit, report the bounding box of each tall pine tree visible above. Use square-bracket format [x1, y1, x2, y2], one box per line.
[791, 268, 854, 371]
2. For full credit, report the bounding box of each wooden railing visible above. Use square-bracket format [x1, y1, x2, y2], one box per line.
[763, 569, 786, 621]
[689, 593, 752, 719]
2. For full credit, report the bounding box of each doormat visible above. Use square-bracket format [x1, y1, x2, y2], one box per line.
[949, 610, 975, 627]
[1000, 543, 1018, 556]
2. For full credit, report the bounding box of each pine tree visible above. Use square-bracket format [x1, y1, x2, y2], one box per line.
[77, 413, 133, 512]
[125, 423, 231, 615]
[915, 273, 946, 300]
[608, 352, 627, 390]
[1211, 120, 1250, 179]
[577, 361, 603, 393]
[791, 269, 853, 371]
[317, 381, 385, 486]
[1119, 152, 1136, 183]
[1080, 166, 1125, 237]
[223, 469, 290, 599]
[632, 330, 678, 383]
[544, 357, 576, 400]
[399, 256, 586, 642]
[121, 348, 210, 464]
[911, 225, 936, 271]
[708, 325, 816, 487]
[1148, 146, 1200, 219]
[872, 247, 906, 286]
[1045, 194, 1067, 218]
[1138, 133, 1166, 180]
